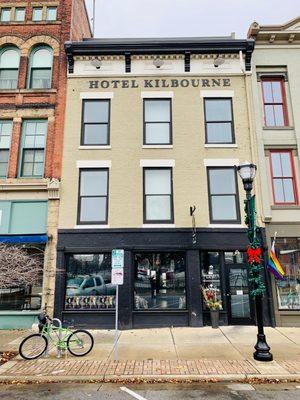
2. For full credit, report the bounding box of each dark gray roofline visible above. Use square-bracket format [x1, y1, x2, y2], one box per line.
[65, 37, 254, 73]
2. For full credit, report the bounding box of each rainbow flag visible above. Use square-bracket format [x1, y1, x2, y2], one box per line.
[267, 240, 285, 280]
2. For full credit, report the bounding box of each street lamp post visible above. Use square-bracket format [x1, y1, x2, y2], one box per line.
[237, 162, 273, 362]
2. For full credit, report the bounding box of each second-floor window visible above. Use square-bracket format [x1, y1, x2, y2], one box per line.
[144, 168, 174, 223]
[0, 120, 12, 178]
[15, 8, 25, 22]
[78, 169, 109, 224]
[28, 46, 53, 89]
[262, 78, 288, 127]
[81, 100, 110, 145]
[20, 120, 47, 178]
[32, 7, 43, 21]
[270, 151, 298, 205]
[207, 167, 240, 223]
[0, 8, 11, 22]
[46, 7, 57, 21]
[144, 99, 172, 145]
[204, 98, 234, 143]
[0, 46, 20, 89]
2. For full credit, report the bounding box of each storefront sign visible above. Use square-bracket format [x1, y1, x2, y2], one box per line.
[89, 78, 231, 90]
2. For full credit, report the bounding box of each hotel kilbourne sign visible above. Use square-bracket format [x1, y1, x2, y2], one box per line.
[88, 78, 231, 89]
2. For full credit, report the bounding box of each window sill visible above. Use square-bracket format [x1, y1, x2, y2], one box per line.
[142, 224, 175, 228]
[205, 144, 237, 148]
[19, 88, 57, 94]
[271, 205, 300, 210]
[208, 224, 244, 228]
[263, 126, 294, 131]
[74, 224, 110, 229]
[142, 145, 173, 149]
[78, 145, 111, 150]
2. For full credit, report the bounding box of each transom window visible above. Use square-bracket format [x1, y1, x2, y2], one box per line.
[46, 7, 57, 21]
[78, 169, 109, 224]
[0, 120, 13, 178]
[81, 100, 110, 145]
[207, 167, 240, 223]
[14, 8, 25, 22]
[270, 151, 298, 205]
[262, 78, 288, 127]
[204, 98, 234, 143]
[144, 168, 174, 223]
[0, 8, 11, 22]
[0, 46, 20, 89]
[32, 7, 43, 21]
[20, 120, 47, 178]
[28, 46, 53, 89]
[144, 99, 172, 145]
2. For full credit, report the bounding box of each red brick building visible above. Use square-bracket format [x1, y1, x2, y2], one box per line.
[0, 0, 91, 328]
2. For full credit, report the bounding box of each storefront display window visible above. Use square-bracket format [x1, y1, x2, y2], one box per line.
[65, 253, 116, 310]
[134, 252, 186, 310]
[275, 238, 300, 310]
[201, 252, 223, 310]
[0, 246, 43, 311]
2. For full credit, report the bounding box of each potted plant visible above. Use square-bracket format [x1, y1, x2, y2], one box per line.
[201, 286, 222, 329]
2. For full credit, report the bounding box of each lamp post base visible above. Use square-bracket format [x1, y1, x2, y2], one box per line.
[253, 333, 273, 362]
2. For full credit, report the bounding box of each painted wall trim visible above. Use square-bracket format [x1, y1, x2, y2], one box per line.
[200, 90, 234, 98]
[76, 160, 112, 168]
[74, 225, 110, 229]
[140, 159, 175, 167]
[80, 92, 114, 99]
[203, 159, 239, 167]
[204, 144, 238, 148]
[141, 91, 174, 98]
[142, 224, 176, 228]
[78, 146, 112, 150]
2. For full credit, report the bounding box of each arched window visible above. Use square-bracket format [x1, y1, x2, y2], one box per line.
[28, 46, 53, 89]
[0, 46, 20, 89]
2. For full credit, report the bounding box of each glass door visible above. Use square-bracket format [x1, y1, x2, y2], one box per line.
[227, 265, 254, 324]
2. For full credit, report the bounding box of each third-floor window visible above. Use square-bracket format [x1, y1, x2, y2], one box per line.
[28, 46, 53, 89]
[143, 99, 172, 145]
[204, 98, 234, 144]
[81, 100, 110, 145]
[0, 47, 20, 89]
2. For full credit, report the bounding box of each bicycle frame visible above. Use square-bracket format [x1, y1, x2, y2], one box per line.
[41, 318, 75, 356]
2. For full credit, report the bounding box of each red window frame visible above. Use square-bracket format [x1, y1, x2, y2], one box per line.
[261, 77, 289, 127]
[269, 150, 298, 205]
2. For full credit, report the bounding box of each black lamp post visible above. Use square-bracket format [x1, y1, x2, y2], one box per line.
[237, 162, 273, 362]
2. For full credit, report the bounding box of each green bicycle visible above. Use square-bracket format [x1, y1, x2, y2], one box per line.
[19, 312, 94, 360]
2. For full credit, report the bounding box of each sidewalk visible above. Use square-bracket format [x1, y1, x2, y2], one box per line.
[1, 326, 300, 383]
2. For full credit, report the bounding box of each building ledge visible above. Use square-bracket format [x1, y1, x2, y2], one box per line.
[263, 126, 294, 131]
[0, 179, 60, 199]
[271, 205, 300, 210]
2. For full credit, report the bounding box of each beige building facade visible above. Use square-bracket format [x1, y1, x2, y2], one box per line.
[54, 37, 274, 329]
[249, 17, 300, 326]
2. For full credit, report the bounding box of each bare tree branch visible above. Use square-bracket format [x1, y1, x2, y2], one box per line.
[0, 243, 43, 289]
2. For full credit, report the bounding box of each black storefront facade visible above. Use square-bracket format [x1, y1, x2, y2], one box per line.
[54, 228, 275, 329]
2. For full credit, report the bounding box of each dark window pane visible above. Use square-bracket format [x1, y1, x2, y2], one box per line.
[145, 123, 170, 144]
[80, 197, 107, 222]
[84, 101, 109, 123]
[80, 170, 107, 196]
[206, 122, 232, 143]
[145, 100, 170, 122]
[209, 169, 236, 194]
[65, 253, 116, 310]
[205, 99, 232, 122]
[211, 195, 237, 221]
[84, 124, 108, 145]
[134, 252, 186, 310]
[146, 195, 171, 221]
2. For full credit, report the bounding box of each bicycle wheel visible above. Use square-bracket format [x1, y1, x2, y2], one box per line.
[67, 329, 94, 356]
[19, 334, 48, 360]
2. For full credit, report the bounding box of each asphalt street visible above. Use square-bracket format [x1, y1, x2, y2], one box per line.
[0, 382, 300, 400]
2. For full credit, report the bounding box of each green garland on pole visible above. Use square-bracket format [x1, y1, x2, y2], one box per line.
[244, 195, 266, 298]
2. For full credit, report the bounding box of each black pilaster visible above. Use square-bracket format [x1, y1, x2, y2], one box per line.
[118, 250, 133, 329]
[186, 250, 203, 326]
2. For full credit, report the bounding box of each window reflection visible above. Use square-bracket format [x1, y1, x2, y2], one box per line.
[201, 252, 222, 309]
[134, 252, 186, 310]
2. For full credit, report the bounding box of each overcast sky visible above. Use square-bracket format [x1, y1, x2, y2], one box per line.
[84, 0, 299, 39]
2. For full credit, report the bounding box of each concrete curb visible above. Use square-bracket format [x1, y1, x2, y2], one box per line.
[0, 373, 300, 384]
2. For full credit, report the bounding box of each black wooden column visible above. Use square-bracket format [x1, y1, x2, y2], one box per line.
[53, 248, 66, 320]
[186, 250, 203, 326]
[118, 250, 133, 329]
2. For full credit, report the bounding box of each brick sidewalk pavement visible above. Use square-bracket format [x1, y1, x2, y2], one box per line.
[1, 358, 300, 381]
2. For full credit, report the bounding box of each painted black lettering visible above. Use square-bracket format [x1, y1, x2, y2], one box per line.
[131, 80, 139, 88]
[144, 80, 153, 88]
[212, 79, 221, 87]
[155, 79, 160, 88]
[111, 80, 120, 88]
[223, 79, 231, 87]
[161, 79, 170, 88]
[122, 80, 130, 88]
[89, 80, 99, 89]
[191, 79, 200, 87]
[100, 80, 109, 89]
[202, 79, 210, 87]
[180, 79, 189, 87]
[171, 79, 179, 87]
